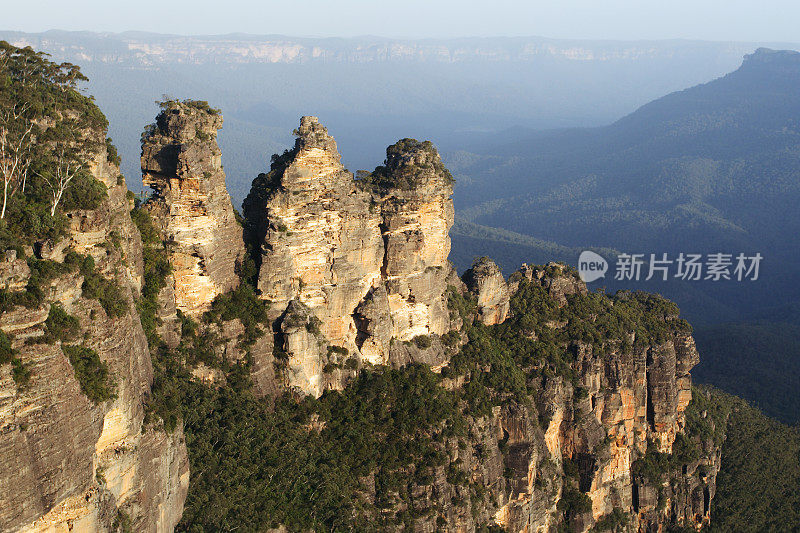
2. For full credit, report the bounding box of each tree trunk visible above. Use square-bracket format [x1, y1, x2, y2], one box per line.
[1, 180, 7, 219]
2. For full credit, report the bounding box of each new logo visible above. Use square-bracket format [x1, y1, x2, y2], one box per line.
[578, 250, 608, 283]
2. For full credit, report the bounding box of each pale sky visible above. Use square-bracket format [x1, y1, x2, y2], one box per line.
[3, 0, 799, 42]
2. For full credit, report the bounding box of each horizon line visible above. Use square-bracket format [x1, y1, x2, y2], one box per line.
[3, 28, 800, 47]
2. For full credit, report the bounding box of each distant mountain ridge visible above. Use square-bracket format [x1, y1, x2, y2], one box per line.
[4, 30, 799, 66]
[451, 47, 800, 424]
[456, 47, 800, 267]
[5, 30, 796, 201]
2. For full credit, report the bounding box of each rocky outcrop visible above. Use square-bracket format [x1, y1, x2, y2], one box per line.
[463, 257, 510, 325]
[327, 266, 712, 533]
[494, 267, 709, 533]
[0, 138, 188, 532]
[0, 250, 30, 291]
[372, 138, 455, 342]
[132, 105, 716, 531]
[141, 100, 244, 317]
[508, 262, 588, 304]
[244, 117, 385, 360]
[243, 118, 457, 395]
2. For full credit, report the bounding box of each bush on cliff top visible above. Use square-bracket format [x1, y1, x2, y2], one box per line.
[359, 138, 455, 191]
[159, 98, 221, 116]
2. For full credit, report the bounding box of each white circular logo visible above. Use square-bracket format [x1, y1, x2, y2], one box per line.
[578, 251, 608, 283]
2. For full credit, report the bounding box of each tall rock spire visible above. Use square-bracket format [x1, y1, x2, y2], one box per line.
[243, 117, 386, 395]
[370, 138, 456, 341]
[141, 100, 244, 317]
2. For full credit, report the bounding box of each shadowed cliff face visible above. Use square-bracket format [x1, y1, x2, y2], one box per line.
[141, 100, 244, 318]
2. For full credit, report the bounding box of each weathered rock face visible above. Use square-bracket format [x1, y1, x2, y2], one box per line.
[141, 100, 244, 317]
[243, 118, 457, 395]
[489, 267, 709, 533]
[335, 267, 711, 533]
[373, 138, 455, 343]
[0, 142, 188, 532]
[463, 257, 510, 325]
[245, 117, 385, 361]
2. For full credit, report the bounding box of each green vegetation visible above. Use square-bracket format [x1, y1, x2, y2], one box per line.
[446, 284, 477, 326]
[0, 330, 13, 365]
[411, 334, 432, 349]
[105, 137, 121, 166]
[174, 363, 466, 531]
[0, 41, 108, 248]
[0, 329, 30, 387]
[63, 344, 116, 404]
[708, 390, 800, 532]
[557, 485, 592, 521]
[203, 282, 269, 348]
[441, 329, 461, 347]
[0, 251, 125, 322]
[159, 99, 221, 116]
[2, 255, 78, 310]
[113, 509, 133, 533]
[694, 321, 800, 425]
[79, 254, 127, 318]
[130, 206, 171, 347]
[41, 303, 80, 344]
[444, 276, 692, 416]
[591, 508, 628, 532]
[359, 138, 455, 191]
[632, 387, 729, 483]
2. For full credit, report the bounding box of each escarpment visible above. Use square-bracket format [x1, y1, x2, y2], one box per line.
[144, 111, 719, 530]
[0, 108, 188, 531]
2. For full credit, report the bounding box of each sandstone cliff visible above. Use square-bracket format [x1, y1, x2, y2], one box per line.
[243, 118, 457, 396]
[141, 100, 244, 318]
[132, 109, 717, 532]
[0, 134, 188, 532]
[370, 138, 455, 343]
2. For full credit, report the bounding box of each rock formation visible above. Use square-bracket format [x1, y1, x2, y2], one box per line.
[131, 110, 721, 531]
[0, 131, 188, 532]
[463, 256, 510, 325]
[0, 95, 723, 533]
[372, 138, 455, 342]
[141, 100, 244, 317]
[243, 118, 457, 395]
[0, 33, 742, 533]
[244, 116, 384, 359]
